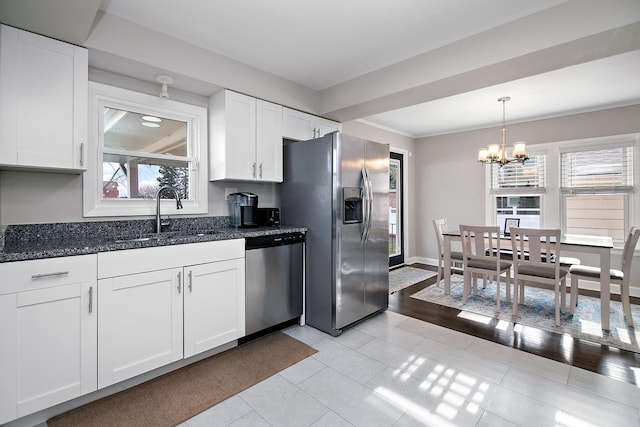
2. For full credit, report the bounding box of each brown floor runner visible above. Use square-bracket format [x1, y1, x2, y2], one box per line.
[48, 331, 317, 427]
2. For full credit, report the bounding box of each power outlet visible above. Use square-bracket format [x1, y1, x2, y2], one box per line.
[225, 188, 238, 200]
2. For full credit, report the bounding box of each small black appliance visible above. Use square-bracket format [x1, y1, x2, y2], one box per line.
[228, 192, 258, 227]
[256, 208, 280, 226]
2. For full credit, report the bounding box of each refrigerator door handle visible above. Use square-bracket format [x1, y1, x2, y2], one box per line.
[361, 167, 370, 242]
[364, 167, 374, 241]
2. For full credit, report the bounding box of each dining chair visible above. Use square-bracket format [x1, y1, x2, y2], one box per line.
[510, 227, 568, 326]
[459, 225, 512, 312]
[569, 226, 640, 327]
[433, 218, 464, 285]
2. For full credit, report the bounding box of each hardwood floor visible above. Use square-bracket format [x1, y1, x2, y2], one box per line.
[388, 264, 640, 386]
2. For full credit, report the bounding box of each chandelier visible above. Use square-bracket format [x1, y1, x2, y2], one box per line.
[478, 96, 528, 166]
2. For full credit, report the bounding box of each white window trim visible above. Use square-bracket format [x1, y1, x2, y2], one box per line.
[83, 82, 208, 217]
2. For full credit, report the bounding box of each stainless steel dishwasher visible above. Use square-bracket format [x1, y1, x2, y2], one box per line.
[244, 232, 305, 335]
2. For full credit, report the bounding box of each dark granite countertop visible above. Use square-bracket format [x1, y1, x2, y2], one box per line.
[0, 218, 306, 263]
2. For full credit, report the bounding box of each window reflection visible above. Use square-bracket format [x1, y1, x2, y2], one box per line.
[102, 108, 190, 200]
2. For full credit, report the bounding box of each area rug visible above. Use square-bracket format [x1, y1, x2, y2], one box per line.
[410, 275, 640, 353]
[48, 332, 317, 427]
[389, 266, 437, 294]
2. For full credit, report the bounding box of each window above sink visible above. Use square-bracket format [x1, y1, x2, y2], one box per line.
[83, 82, 208, 217]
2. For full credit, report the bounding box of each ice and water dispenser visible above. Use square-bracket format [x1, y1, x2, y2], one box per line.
[343, 187, 363, 224]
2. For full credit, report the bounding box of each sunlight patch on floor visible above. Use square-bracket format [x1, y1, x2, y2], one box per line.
[393, 354, 426, 381]
[375, 386, 458, 426]
[495, 319, 510, 330]
[514, 323, 545, 346]
[561, 334, 574, 361]
[631, 367, 640, 387]
[555, 410, 599, 427]
[457, 311, 492, 324]
[614, 326, 632, 344]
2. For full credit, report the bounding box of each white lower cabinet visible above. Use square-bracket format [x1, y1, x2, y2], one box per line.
[97, 240, 245, 389]
[0, 255, 97, 425]
[97, 268, 184, 388]
[184, 259, 245, 358]
[0, 240, 245, 424]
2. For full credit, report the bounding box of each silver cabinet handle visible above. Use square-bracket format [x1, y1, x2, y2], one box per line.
[188, 270, 193, 293]
[177, 271, 182, 293]
[31, 271, 69, 279]
[252, 162, 257, 178]
[89, 286, 93, 313]
[259, 163, 263, 179]
[80, 142, 85, 167]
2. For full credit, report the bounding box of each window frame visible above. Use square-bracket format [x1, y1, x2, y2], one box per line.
[83, 82, 208, 217]
[560, 140, 635, 244]
[486, 153, 547, 231]
[484, 133, 640, 249]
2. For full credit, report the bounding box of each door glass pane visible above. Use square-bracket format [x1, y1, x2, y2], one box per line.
[389, 158, 400, 257]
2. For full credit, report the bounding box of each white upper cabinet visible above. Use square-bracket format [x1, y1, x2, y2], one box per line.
[282, 107, 341, 141]
[0, 24, 88, 171]
[209, 90, 283, 182]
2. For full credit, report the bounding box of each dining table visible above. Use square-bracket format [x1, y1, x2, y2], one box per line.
[442, 231, 615, 330]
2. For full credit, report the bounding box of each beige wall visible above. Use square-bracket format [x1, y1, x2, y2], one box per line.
[415, 103, 640, 293]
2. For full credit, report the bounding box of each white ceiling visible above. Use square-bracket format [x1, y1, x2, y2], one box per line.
[2, 0, 639, 138]
[362, 50, 640, 137]
[96, 0, 640, 138]
[100, 0, 565, 91]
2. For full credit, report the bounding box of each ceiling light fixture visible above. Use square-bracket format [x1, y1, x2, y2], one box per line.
[478, 97, 528, 167]
[156, 74, 173, 99]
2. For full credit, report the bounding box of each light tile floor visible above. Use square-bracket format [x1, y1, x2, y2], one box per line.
[180, 311, 640, 427]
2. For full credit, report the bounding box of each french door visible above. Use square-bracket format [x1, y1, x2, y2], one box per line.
[389, 151, 404, 267]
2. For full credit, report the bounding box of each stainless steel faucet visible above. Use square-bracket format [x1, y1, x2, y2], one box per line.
[156, 186, 183, 233]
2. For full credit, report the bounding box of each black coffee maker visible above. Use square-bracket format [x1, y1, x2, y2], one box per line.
[228, 192, 258, 227]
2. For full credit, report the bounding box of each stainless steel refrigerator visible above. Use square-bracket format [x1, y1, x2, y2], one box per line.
[281, 132, 389, 336]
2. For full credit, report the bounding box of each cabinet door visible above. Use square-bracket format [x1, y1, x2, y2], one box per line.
[0, 24, 87, 170]
[282, 107, 315, 141]
[184, 258, 245, 358]
[97, 268, 183, 388]
[224, 91, 257, 180]
[0, 283, 96, 424]
[316, 116, 341, 137]
[256, 99, 283, 182]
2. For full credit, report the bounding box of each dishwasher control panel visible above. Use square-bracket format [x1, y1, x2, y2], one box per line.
[245, 232, 305, 250]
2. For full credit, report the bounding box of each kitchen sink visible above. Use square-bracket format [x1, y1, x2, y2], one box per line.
[113, 230, 228, 243]
[194, 230, 226, 236]
[114, 233, 173, 243]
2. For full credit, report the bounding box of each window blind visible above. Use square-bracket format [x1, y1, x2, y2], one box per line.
[561, 146, 633, 193]
[490, 155, 545, 194]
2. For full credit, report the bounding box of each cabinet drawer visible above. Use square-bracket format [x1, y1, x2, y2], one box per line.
[98, 239, 245, 279]
[0, 254, 97, 295]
